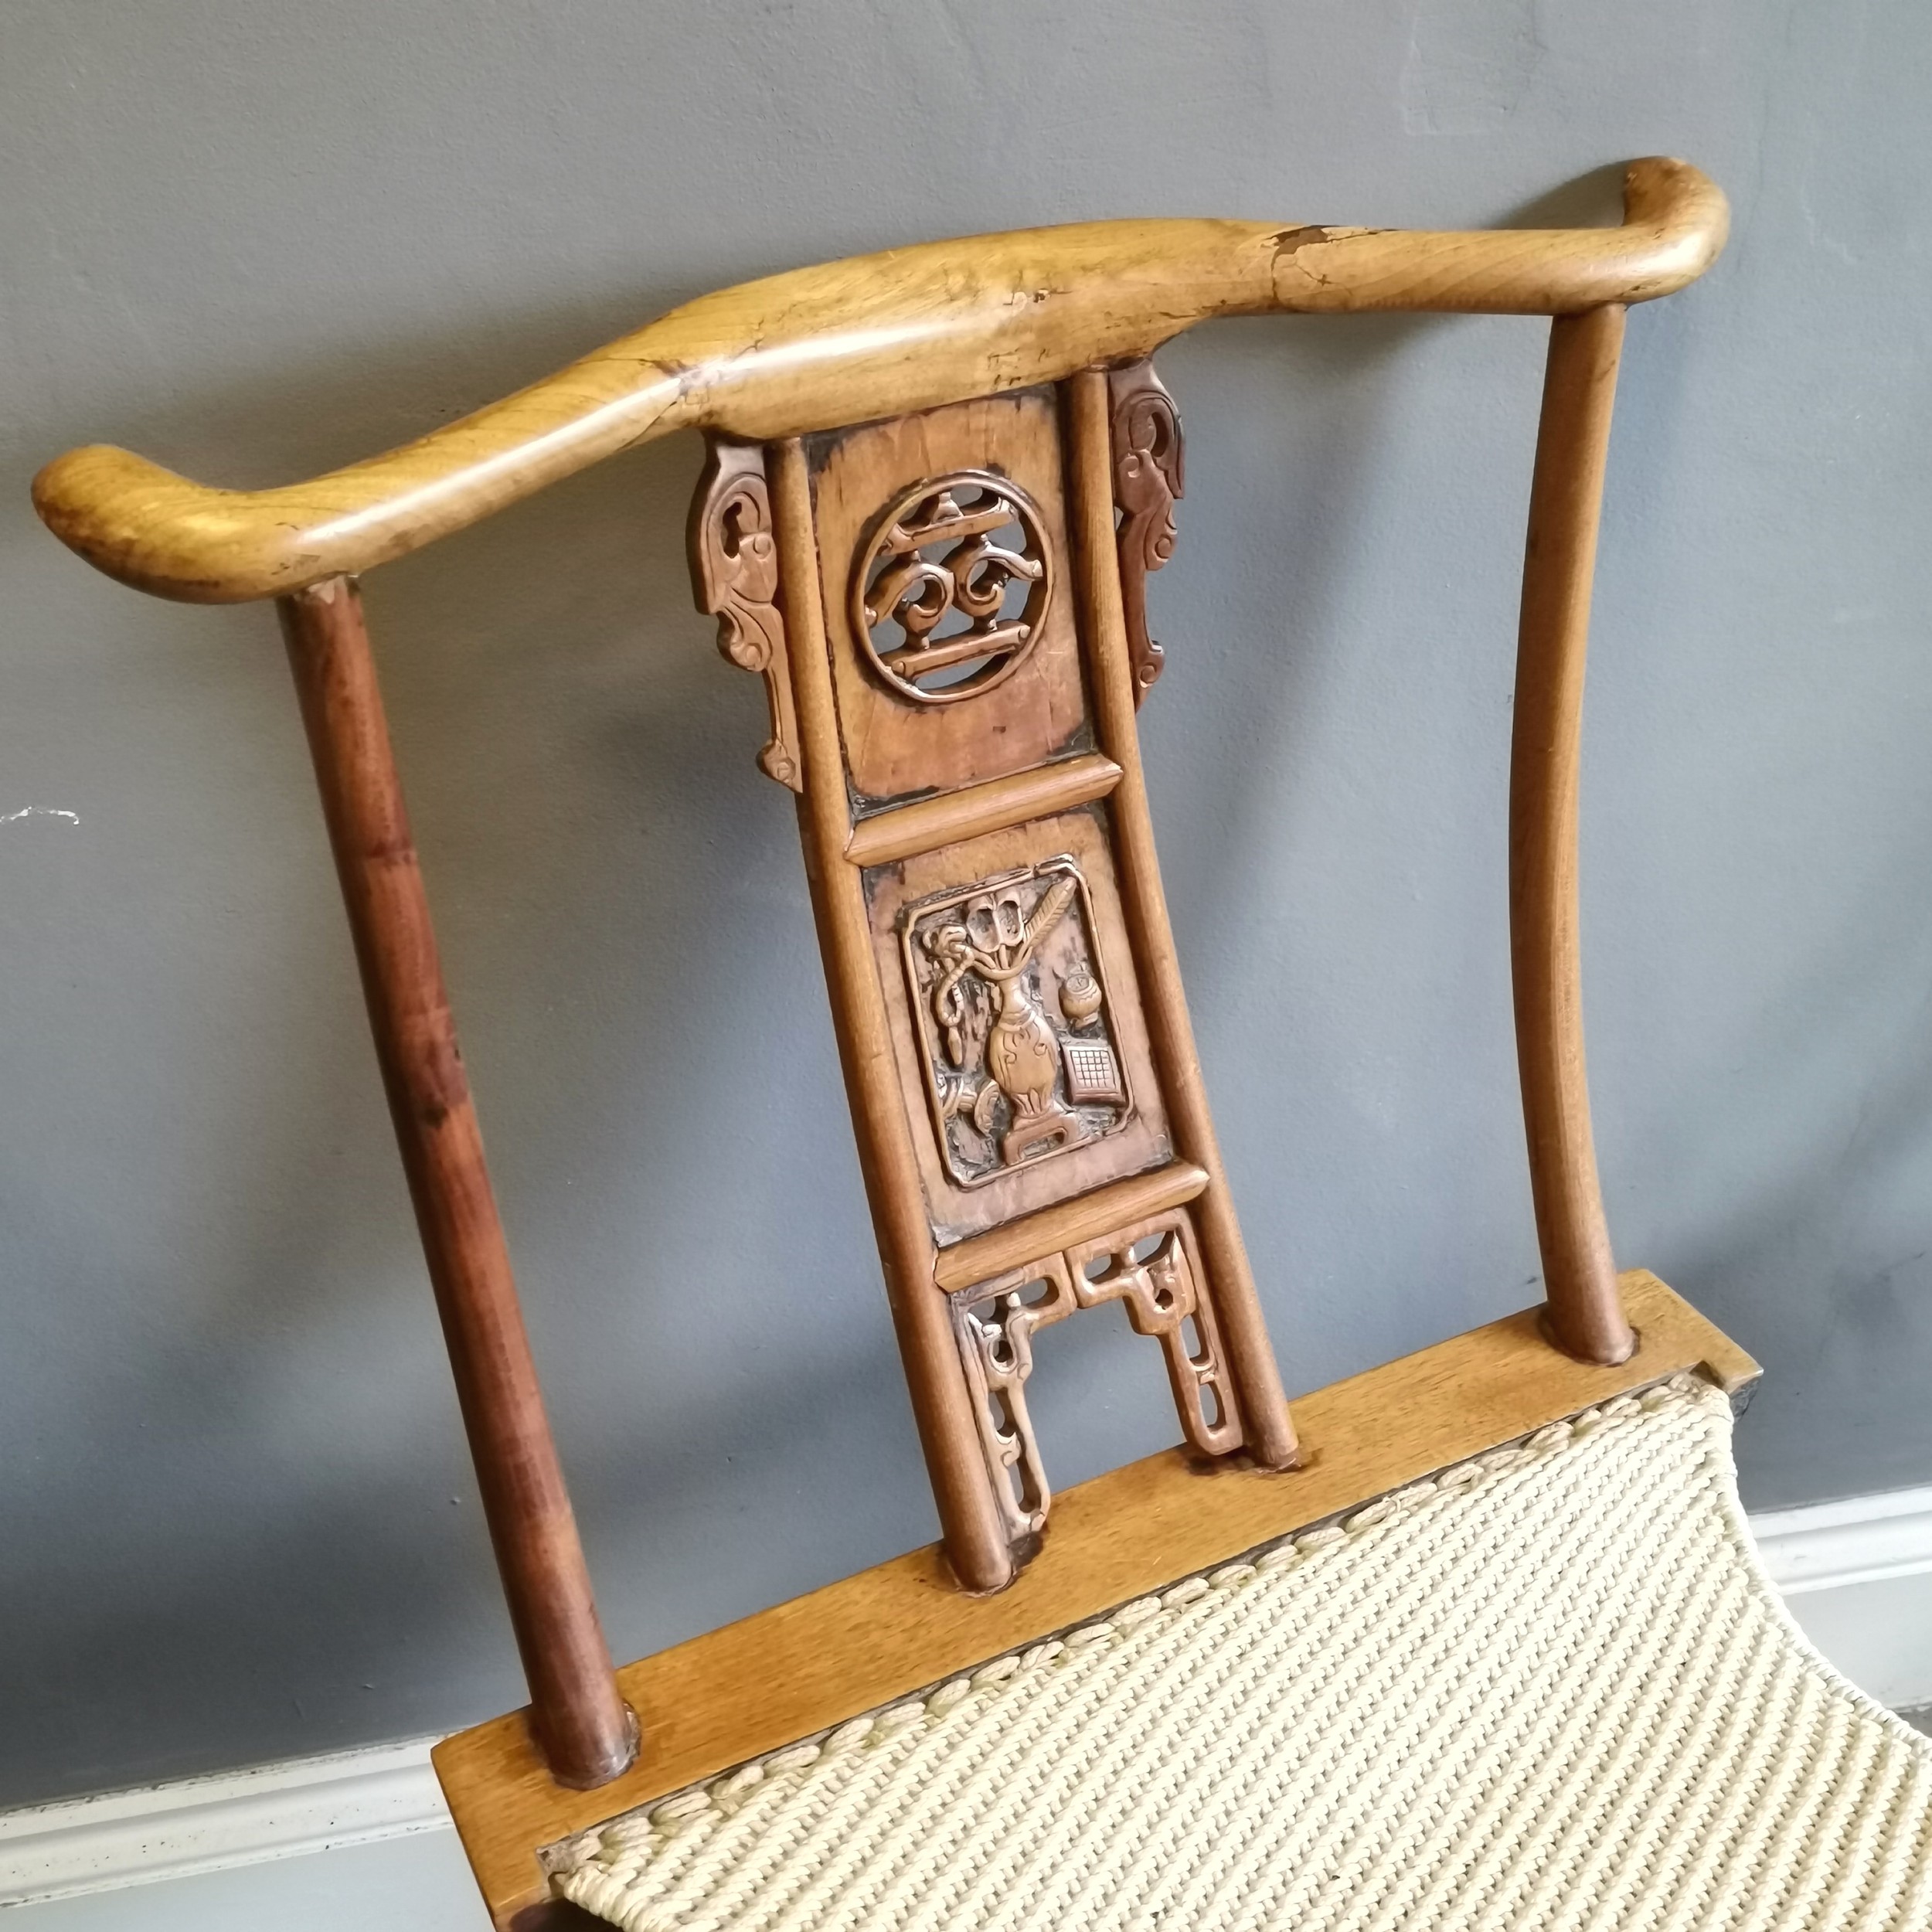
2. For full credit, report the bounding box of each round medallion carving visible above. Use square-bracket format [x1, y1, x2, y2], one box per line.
[851, 471, 1053, 705]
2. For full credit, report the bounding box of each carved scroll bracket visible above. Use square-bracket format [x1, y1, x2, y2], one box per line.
[952, 1208, 1240, 1547]
[1107, 361, 1185, 708]
[688, 438, 803, 791]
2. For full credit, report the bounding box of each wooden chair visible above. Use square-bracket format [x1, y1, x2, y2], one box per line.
[38, 159, 1932, 1931]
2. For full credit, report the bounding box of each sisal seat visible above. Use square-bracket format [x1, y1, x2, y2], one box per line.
[553, 1379, 1932, 1932]
[36, 157, 1931, 1930]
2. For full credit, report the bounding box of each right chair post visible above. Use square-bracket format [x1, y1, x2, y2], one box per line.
[1511, 302, 1636, 1366]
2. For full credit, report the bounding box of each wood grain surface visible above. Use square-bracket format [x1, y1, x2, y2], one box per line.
[35, 159, 1725, 603]
[809, 391, 1089, 805]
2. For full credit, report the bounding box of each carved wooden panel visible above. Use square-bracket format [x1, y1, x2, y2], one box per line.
[951, 1257, 1073, 1544]
[866, 808, 1172, 1247]
[679, 367, 1292, 1583]
[1066, 1210, 1236, 1458]
[808, 389, 1094, 809]
[1107, 360, 1185, 708]
[687, 440, 802, 791]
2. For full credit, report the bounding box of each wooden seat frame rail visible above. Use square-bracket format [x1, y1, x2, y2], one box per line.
[34, 155, 1730, 1852]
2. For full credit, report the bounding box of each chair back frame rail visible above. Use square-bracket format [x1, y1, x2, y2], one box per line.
[36, 158, 1727, 1804]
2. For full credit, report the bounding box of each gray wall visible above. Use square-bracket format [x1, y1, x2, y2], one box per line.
[4, 0, 1928, 1810]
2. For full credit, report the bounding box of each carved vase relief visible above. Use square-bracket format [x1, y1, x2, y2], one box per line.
[852, 471, 1053, 704]
[901, 857, 1131, 1188]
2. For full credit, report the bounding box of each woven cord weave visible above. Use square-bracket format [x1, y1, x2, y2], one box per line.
[556, 1376, 1932, 1932]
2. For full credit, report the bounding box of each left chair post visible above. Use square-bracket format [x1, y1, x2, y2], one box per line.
[278, 576, 636, 1790]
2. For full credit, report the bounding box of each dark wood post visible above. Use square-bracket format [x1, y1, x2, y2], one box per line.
[1510, 307, 1638, 1366]
[279, 577, 637, 1786]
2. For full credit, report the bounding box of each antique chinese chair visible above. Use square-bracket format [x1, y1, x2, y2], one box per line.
[37, 159, 1932, 1930]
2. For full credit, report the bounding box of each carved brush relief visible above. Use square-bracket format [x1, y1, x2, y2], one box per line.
[901, 856, 1132, 1189]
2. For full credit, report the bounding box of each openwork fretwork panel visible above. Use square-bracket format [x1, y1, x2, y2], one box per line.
[951, 1208, 1239, 1545]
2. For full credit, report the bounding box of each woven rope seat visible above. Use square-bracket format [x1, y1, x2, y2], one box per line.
[555, 1378, 1932, 1932]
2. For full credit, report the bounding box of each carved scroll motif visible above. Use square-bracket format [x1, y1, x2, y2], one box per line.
[902, 857, 1132, 1188]
[688, 438, 803, 791]
[852, 471, 1054, 705]
[952, 1209, 1240, 1546]
[1107, 361, 1185, 708]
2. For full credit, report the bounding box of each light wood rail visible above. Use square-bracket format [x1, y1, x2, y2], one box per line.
[1066, 367, 1299, 1470]
[842, 753, 1124, 867]
[932, 1162, 1210, 1294]
[34, 158, 1724, 604]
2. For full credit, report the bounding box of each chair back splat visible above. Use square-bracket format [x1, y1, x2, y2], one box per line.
[32, 161, 1774, 1930]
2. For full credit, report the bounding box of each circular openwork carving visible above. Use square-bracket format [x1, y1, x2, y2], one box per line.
[851, 471, 1054, 705]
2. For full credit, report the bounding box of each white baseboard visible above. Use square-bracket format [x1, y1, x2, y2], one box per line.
[1747, 1482, 1932, 1594]
[5, 1485, 1931, 1910]
[0, 1736, 447, 1907]
[1751, 1482, 1932, 1714]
